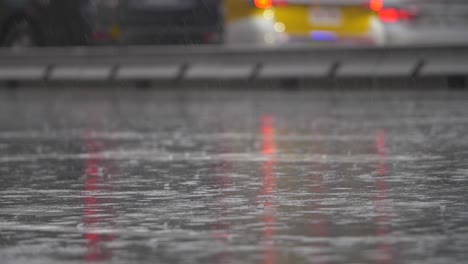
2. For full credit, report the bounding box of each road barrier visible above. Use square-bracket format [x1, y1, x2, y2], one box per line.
[0, 45, 466, 84]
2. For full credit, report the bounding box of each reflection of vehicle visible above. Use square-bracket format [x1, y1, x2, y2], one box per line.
[224, 0, 468, 46]
[93, 0, 223, 45]
[0, 0, 94, 47]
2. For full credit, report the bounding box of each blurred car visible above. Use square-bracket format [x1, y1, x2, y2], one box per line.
[92, 0, 224, 45]
[224, 0, 468, 46]
[0, 0, 95, 47]
[372, 0, 468, 45]
[224, 0, 383, 46]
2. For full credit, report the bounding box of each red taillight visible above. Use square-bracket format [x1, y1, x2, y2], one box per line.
[369, 0, 383, 12]
[369, 0, 418, 23]
[379, 8, 399, 23]
[253, 0, 287, 9]
[254, 0, 272, 9]
[398, 9, 413, 20]
[378, 8, 417, 23]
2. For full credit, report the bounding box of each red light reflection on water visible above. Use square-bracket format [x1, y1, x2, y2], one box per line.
[260, 115, 277, 264]
[373, 129, 396, 264]
[83, 132, 115, 262]
[261, 116, 277, 155]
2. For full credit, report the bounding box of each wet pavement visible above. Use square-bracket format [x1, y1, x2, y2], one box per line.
[1, 88, 468, 264]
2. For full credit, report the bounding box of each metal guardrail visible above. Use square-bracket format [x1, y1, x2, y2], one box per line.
[0, 45, 467, 83]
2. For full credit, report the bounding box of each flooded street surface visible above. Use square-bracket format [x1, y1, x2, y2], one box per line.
[1, 88, 468, 264]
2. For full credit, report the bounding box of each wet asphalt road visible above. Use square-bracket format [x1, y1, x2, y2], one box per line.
[1, 88, 468, 264]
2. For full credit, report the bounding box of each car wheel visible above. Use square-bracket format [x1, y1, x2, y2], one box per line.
[2, 17, 40, 48]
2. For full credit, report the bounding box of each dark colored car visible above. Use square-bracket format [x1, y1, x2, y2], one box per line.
[0, 0, 94, 47]
[93, 0, 224, 45]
